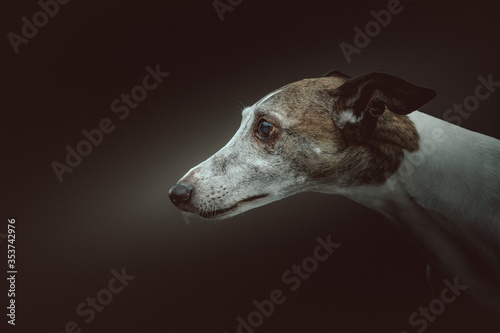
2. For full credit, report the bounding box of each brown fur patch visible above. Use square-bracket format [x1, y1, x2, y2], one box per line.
[335, 110, 420, 186]
[256, 77, 420, 187]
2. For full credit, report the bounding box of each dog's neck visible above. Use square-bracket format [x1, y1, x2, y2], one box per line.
[324, 111, 500, 309]
[400, 112, 499, 224]
[328, 111, 499, 223]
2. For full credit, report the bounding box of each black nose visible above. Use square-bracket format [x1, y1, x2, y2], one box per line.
[169, 183, 192, 206]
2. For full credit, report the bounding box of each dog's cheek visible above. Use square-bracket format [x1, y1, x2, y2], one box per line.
[276, 137, 317, 178]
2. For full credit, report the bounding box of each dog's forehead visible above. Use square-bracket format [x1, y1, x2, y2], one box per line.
[247, 77, 346, 120]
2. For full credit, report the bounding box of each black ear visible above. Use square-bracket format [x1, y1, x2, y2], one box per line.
[322, 70, 351, 80]
[329, 72, 436, 130]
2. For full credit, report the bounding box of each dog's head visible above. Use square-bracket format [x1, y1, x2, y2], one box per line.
[169, 71, 436, 219]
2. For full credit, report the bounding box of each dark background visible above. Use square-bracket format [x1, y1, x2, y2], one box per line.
[2, 0, 500, 332]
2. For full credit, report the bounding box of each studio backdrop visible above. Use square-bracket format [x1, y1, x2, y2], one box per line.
[2, 1, 500, 332]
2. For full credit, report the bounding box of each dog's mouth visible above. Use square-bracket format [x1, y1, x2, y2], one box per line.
[199, 193, 269, 219]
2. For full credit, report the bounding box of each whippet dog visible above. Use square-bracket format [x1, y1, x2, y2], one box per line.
[169, 71, 500, 313]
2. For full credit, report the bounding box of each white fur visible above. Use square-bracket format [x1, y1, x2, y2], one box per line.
[337, 109, 358, 125]
[404, 112, 500, 224]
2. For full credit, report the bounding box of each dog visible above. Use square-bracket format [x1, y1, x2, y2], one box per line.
[169, 71, 500, 312]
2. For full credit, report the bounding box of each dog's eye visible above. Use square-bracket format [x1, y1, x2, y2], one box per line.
[257, 120, 276, 138]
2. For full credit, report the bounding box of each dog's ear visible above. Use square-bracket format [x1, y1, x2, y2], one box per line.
[329, 72, 436, 132]
[322, 70, 351, 80]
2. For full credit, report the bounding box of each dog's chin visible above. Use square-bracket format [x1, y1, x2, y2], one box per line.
[191, 194, 270, 220]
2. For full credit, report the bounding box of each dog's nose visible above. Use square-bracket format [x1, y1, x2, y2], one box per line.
[168, 183, 192, 206]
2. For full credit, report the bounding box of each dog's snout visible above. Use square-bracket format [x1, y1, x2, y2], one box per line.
[168, 183, 193, 206]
